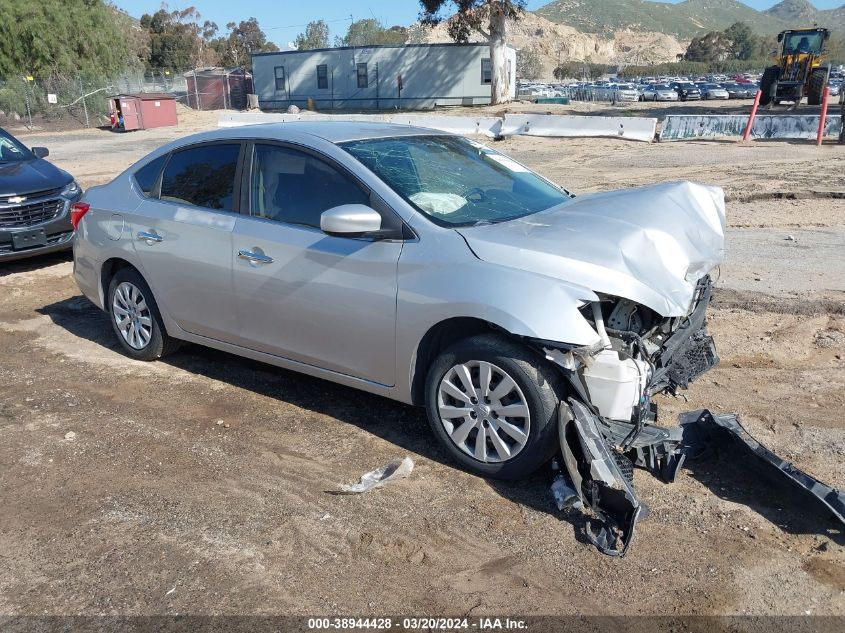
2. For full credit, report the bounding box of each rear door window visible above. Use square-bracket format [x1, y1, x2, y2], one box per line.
[160, 143, 241, 211]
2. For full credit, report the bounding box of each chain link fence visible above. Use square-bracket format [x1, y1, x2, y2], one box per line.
[518, 84, 639, 104]
[0, 70, 191, 130]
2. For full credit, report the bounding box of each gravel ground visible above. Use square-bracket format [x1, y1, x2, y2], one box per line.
[1, 107, 843, 619]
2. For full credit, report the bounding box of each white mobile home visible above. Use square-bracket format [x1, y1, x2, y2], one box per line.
[251, 43, 516, 110]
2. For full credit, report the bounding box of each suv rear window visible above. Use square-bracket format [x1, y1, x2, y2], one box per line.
[160, 143, 240, 211]
[133, 155, 167, 197]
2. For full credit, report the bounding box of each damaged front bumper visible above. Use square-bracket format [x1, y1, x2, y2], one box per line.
[544, 275, 845, 556]
[556, 404, 845, 557]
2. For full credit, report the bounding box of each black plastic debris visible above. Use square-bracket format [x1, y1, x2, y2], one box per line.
[557, 399, 647, 556]
[679, 409, 845, 529]
[553, 406, 845, 557]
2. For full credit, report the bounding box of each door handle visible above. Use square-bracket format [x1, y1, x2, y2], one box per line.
[137, 230, 163, 243]
[238, 249, 274, 264]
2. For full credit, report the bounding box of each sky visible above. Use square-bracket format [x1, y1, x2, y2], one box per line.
[111, 0, 845, 49]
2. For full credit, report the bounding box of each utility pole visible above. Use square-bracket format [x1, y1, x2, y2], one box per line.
[350, 14, 355, 64]
[80, 76, 89, 128]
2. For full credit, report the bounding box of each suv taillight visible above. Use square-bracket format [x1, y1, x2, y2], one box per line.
[70, 202, 90, 231]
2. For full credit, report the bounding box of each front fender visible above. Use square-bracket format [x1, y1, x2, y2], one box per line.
[393, 233, 602, 403]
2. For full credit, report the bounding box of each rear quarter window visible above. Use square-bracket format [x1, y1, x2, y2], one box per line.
[133, 154, 167, 197]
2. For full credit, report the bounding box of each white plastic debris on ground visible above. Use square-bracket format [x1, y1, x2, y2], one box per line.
[337, 457, 414, 494]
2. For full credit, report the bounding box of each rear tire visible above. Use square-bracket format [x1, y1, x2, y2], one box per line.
[759, 66, 779, 106]
[808, 67, 829, 106]
[424, 333, 564, 481]
[107, 268, 180, 361]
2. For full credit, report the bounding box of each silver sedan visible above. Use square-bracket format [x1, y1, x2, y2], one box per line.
[641, 84, 679, 101]
[72, 122, 724, 480]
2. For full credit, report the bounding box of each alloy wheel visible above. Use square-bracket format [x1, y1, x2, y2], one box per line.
[112, 281, 153, 350]
[436, 360, 530, 463]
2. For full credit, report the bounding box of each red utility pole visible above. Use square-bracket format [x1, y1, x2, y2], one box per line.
[742, 90, 762, 141]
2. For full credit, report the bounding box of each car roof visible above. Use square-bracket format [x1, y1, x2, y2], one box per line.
[191, 121, 446, 145]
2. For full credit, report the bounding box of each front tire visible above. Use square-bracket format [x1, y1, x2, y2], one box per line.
[107, 268, 179, 361]
[808, 67, 829, 106]
[424, 334, 564, 480]
[760, 66, 779, 106]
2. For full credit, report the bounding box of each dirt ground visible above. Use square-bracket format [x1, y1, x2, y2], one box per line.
[1, 106, 844, 620]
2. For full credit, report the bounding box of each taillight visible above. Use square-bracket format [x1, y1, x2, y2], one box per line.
[70, 202, 90, 231]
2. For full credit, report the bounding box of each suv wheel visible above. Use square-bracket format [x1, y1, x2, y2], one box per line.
[424, 333, 564, 480]
[107, 268, 179, 361]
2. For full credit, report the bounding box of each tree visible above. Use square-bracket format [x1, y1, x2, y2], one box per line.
[208, 18, 279, 68]
[0, 0, 133, 77]
[684, 31, 733, 63]
[685, 22, 760, 63]
[419, 1, 526, 105]
[223, 18, 279, 67]
[140, 7, 206, 70]
[517, 46, 542, 81]
[724, 22, 756, 61]
[295, 20, 330, 51]
[553, 63, 578, 81]
[336, 19, 407, 47]
[406, 22, 432, 45]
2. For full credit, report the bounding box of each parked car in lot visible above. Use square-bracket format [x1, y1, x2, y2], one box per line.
[721, 82, 755, 98]
[641, 84, 679, 101]
[700, 83, 730, 100]
[73, 123, 724, 482]
[670, 82, 702, 101]
[1, 127, 81, 262]
[608, 83, 641, 102]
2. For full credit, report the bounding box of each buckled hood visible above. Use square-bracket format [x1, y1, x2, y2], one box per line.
[456, 181, 726, 317]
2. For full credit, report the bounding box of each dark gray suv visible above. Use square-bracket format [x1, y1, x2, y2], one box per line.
[0, 127, 81, 262]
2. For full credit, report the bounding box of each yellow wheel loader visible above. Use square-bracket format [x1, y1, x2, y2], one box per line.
[760, 27, 831, 107]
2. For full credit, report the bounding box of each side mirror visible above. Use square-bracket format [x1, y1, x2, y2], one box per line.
[777, 33, 784, 43]
[31, 147, 49, 158]
[320, 204, 382, 237]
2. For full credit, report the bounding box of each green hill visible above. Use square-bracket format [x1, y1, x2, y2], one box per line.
[764, 0, 845, 29]
[534, 0, 842, 38]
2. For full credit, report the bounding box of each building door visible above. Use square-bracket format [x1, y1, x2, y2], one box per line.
[119, 98, 142, 130]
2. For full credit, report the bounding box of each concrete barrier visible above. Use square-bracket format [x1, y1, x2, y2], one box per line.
[218, 112, 393, 127]
[218, 111, 656, 141]
[661, 114, 843, 141]
[391, 114, 502, 137]
[501, 114, 657, 142]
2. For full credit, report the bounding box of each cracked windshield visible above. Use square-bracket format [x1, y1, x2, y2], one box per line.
[341, 135, 570, 226]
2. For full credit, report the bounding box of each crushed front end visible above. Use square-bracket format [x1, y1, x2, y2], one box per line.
[543, 275, 720, 555]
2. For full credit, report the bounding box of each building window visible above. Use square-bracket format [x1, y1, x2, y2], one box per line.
[274, 66, 286, 92]
[317, 64, 328, 90]
[357, 63, 368, 88]
[481, 59, 492, 85]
